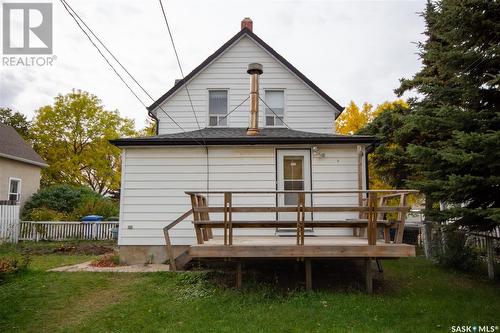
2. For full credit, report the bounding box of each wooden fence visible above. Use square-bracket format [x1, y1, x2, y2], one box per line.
[0, 201, 20, 243]
[19, 221, 118, 241]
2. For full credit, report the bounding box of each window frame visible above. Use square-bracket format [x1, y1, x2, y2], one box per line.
[207, 89, 230, 127]
[264, 89, 286, 128]
[8, 177, 21, 203]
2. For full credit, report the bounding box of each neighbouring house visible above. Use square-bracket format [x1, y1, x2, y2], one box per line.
[111, 18, 387, 265]
[0, 123, 47, 207]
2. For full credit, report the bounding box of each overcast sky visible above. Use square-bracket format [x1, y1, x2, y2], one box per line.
[0, 0, 426, 129]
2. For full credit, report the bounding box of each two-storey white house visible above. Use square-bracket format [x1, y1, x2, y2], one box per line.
[111, 18, 378, 264]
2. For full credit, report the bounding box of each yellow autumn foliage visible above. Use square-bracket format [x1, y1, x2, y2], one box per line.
[336, 99, 408, 135]
[335, 99, 409, 189]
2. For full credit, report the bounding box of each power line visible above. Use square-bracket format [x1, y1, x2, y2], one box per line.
[158, 0, 206, 142]
[215, 95, 250, 126]
[59, 0, 148, 110]
[60, 0, 189, 136]
[259, 96, 291, 129]
[461, 37, 494, 75]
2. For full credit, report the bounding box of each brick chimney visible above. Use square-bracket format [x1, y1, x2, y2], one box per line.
[241, 17, 253, 31]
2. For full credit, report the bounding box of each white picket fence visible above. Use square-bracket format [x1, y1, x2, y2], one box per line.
[0, 202, 20, 243]
[19, 221, 119, 241]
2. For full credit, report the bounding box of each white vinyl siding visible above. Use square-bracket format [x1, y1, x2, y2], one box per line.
[311, 145, 364, 236]
[118, 144, 365, 246]
[155, 36, 339, 134]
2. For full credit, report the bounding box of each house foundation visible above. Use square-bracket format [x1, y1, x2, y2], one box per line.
[119, 245, 188, 265]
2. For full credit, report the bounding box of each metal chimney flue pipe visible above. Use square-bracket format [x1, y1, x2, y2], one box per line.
[246, 63, 263, 136]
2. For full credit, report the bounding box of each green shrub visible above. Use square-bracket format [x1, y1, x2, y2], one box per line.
[25, 207, 69, 221]
[433, 229, 480, 272]
[0, 255, 30, 282]
[22, 184, 100, 220]
[71, 196, 119, 220]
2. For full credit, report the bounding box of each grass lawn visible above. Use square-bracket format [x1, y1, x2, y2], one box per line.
[0, 242, 499, 333]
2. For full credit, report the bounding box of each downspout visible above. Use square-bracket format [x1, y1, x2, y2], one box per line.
[148, 110, 160, 135]
[365, 142, 377, 190]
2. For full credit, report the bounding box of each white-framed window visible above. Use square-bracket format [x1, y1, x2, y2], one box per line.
[265, 90, 285, 127]
[8, 178, 21, 202]
[208, 90, 228, 127]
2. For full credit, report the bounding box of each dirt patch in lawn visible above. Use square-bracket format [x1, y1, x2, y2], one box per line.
[52, 243, 113, 256]
[18, 241, 115, 256]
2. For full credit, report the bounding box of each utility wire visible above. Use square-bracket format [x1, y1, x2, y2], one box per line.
[158, 0, 206, 144]
[259, 96, 291, 129]
[215, 95, 250, 126]
[461, 37, 495, 74]
[59, 0, 148, 110]
[60, 0, 190, 136]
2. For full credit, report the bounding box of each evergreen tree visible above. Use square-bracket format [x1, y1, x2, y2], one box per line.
[377, 0, 499, 230]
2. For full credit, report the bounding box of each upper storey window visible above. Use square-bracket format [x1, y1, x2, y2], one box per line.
[8, 178, 21, 202]
[208, 90, 228, 126]
[265, 90, 285, 126]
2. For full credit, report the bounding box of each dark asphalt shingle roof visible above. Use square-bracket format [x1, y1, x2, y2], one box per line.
[110, 127, 378, 147]
[0, 123, 47, 167]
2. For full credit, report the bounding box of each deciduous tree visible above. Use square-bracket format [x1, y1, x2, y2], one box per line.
[338, 100, 409, 189]
[31, 90, 136, 195]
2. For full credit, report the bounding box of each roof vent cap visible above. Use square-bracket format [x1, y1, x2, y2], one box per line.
[247, 63, 263, 75]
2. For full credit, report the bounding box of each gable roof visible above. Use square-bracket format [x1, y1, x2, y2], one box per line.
[110, 127, 377, 147]
[148, 27, 344, 117]
[0, 124, 47, 167]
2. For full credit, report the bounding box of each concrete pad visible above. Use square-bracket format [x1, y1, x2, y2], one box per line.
[49, 261, 171, 273]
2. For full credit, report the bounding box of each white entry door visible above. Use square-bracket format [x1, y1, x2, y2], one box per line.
[276, 149, 312, 221]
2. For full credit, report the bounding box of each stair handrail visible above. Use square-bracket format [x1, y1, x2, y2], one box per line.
[163, 209, 193, 271]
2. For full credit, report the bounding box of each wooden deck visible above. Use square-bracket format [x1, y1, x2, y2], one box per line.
[163, 190, 419, 293]
[189, 236, 415, 258]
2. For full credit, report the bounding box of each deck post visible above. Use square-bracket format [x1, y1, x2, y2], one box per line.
[296, 192, 306, 245]
[200, 196, 213, 239]
[394, 194, 407, 244]
[224, 192, 233, 245]
[365, 259, 373, 294]
[305, 259, 312, 291]
[197, 195, 209, 241]
[367, 193, 378, 245]
[190, 195, 204, 244]
[236, 261, 242, 289]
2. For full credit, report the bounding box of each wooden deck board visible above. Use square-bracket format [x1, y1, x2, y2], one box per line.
[188, 236, 416, 258]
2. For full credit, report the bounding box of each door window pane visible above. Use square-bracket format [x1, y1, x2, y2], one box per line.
[284, 156, 303, 180]
[283, 156, 304, 205]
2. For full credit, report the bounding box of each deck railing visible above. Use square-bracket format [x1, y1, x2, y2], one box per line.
[163, 190, 418, 271]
